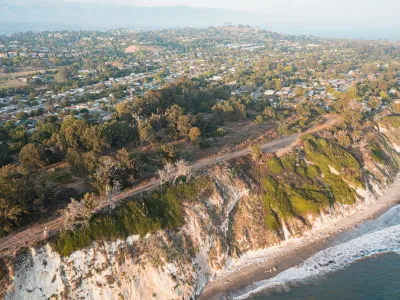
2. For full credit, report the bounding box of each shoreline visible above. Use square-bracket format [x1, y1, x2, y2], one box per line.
[198, 175, 400, 300]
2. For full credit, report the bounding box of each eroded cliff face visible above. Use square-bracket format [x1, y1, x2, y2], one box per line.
[3, 124, 400, 300]
[2, 171, 247, 300]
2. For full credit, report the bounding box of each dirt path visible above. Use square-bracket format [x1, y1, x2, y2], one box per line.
[0, 115, 339, 258]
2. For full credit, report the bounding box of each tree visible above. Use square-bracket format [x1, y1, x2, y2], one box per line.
[173, 159, 192, 184]
[368, 96, 382, 110]
[166, 123, 179, 141]
[93, 156, 117, 189]
[295, 86, 305, 97]
[105, 181, 121, 210]
[275, 78, 283, 91]
[138, 121, 156, 145]
[166, 104, 184, 125]
[263, 107, 277, 120]
[19, 144, 43, 169]
[177, 115, 193, 137]
[255, 115, 264, 125]
[16, 111, 29, 120]
[82, 151, 98, 173]
[62, 198, 92, 231]
[380, 91, 390, 102]
[156, 142, 175, 163]
[335, 130, 351, 148]
[250, 143, 263, 162]
[55, 67, 73, 83]
[82, 126, 109, 153]
[0, 144, 12, 167]
[189, 127, 201, 143]
[116, 148, 136, 184]
[0, 197, 24, 237]
[157, 162, 177, 185]
[105, 121, 138, 147]
[81, 193, 97, 219]
[116, 101, 134, 121]
[157, 160, 192, 185]
[0, 164, 39, 236]
[66, 148, 85, 174]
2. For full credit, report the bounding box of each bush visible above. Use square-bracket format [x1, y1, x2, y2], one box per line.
[302, 135, 362, 186]
[264, 210, 280, 230]
[370, 144, 387, 165]
[324, 173, 356, 205]
[54, 177, 213, 256]
[381, 116, 400, 128]
[255, 115, 264, 125]
[0, 258, 7, 281]
[306, 165, 320, 179]
[262, 177, 294, 218]
[265, 156, 283, 174]
[199, 138, 210, 149]
[290, 194, 319, 215]
[48, 171, 73, 184]
[280, 153, 296, 172]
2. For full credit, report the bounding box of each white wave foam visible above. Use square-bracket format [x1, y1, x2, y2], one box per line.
[232, 221, 400, 300]
[330, 205, 400, 246]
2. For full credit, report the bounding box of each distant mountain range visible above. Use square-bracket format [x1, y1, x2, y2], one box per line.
[0, 1, 267, 34]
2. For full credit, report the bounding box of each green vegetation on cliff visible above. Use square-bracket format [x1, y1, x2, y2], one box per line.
[54, 177, 213, 256]
[381, 116, 400, 128]
[54, 130, 400, 256]
[248, 135, 366, 230]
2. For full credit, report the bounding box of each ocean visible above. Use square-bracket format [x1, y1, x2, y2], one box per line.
[250, 253, 400, 300]
[227, 205, 400, 300]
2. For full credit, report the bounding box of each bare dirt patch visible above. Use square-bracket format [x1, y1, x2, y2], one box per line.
[124, 45, 164, 53]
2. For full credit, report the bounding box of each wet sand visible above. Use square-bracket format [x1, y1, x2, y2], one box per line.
[199, 175, 400, 300]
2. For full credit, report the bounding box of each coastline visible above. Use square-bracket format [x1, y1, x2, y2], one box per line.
[198, 174, 400, 300]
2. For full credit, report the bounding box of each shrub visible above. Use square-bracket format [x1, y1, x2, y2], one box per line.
[199, 138, 210, 149]
[381, 116, 400, 128]
[302, 135, 362, 186]
[264, 210, 280, 230]
[255, 115, 264, 125]
[280, 153, 296, 172]
[53, 177, 213, 256]
[0, 258, 7, 281]
[290, 194, 319, 215]
[306, 165, 320, 179]
[324, 173, 356, 205]
[262, 177, 294, 217]
[370, 144, 387, 165]
[265, 156, 283, 174]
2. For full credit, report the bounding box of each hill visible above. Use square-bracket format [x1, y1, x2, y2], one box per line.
[1, 1, 265, 34]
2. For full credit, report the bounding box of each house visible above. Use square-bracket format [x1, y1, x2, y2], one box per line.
[264, 90, 275, 96]
[211, 75, 223, 81]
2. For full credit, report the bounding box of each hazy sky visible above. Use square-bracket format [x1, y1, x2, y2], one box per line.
[74, 0, 398, 18]
[7, 0, 400, 39]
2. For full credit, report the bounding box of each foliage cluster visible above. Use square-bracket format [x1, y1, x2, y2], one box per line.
[54, 177, 213, 256]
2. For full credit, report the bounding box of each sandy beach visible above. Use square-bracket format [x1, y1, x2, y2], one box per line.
[199, 174, 400, 300]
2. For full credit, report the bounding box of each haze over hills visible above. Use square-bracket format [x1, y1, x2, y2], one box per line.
[1, 1, 265, 33]
[1, 0, 400, 40]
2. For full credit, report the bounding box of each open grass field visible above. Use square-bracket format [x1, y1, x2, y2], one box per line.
[0, 79, 28, 90]
[12, 68, 55, 77]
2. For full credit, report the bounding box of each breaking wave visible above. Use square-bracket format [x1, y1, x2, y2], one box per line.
[230, 205, 400, 300]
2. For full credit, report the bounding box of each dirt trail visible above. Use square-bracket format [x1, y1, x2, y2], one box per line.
[0, 115, 339, 257]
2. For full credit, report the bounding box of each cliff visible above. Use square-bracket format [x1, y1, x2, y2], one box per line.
[2, 120, 400, 300]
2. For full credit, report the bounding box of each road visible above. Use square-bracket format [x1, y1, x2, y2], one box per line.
[0, 115, 339, 257]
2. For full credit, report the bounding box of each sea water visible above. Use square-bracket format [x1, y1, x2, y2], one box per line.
[250, 253, 400, 300]
[228, 205, 400, 300]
